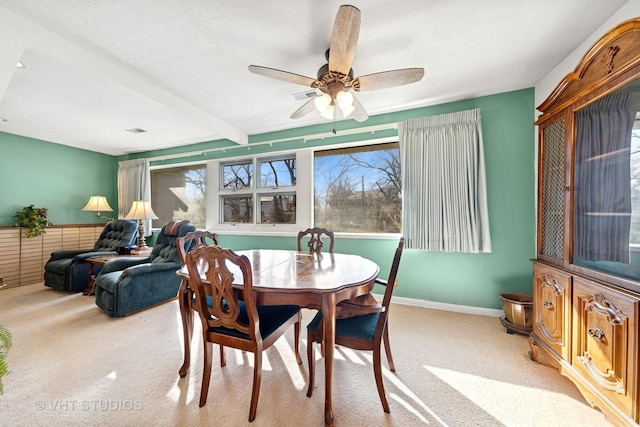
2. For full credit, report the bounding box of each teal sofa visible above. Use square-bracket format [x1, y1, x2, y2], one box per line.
[94, 220, 196, 317]
[43, 220, 139, 292]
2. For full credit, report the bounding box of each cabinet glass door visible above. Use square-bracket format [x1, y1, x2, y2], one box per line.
[573, 82, 640, 281]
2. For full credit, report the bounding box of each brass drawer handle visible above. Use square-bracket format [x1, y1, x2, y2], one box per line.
[587, 327, 605, 341]
[543, 300, 553, 310]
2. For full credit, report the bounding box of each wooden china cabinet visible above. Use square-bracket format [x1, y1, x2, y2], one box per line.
[530, 18, 640, 426]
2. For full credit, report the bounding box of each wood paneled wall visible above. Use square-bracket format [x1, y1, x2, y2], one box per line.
[0, 225, 104, 289]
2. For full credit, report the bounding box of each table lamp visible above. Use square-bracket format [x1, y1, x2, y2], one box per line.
[82, 195, 114, 220]
[124, 200, 158, 250]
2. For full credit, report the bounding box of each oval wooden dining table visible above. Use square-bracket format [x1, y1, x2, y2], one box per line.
[177, 249, 380, 426]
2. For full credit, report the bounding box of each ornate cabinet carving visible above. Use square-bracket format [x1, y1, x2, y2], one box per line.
[573, 277, 638, 417]
[531, 262, 571, 361]
[530, 18, 640, 426]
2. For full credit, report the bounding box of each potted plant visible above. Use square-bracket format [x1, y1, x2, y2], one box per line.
[0, 325, 11, 395]
[13, 205, 51, 237]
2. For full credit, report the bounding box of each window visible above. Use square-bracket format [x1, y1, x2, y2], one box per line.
[260, 157, 296, 187]
[259, 193, 296, 224]
[218, 154, 298, 226]
[314, 142, 401, 233]
[222, 161, 253, 190]
[150, 165, 206, 229]
[222, 194, 253, 223]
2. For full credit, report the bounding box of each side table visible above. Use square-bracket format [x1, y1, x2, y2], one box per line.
[82, 248, 153, 296]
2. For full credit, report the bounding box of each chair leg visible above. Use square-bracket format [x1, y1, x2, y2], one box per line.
[248, 351, 263, 422]
[178, 285, 193, 378]
[373, 345, 390, 413]
[179, 309, 193, 378]
[294, 314, 302, 364]
[383, 327, 396, 372]
[306, 330, 315, 397]
[219, 345, 226, 367]
[199, 341, 213, 407]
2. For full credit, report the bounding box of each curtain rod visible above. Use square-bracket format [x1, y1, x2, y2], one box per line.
[146, 122, 398, 162]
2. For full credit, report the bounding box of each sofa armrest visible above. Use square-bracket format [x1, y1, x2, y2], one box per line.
[120, 262, 181, 278]
[73, 251, 118, 262]
[100, 257, 151, 274]
[47, 248, 94, 262]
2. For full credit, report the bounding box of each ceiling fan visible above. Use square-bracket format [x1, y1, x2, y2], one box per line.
[248, 5, 424, 123]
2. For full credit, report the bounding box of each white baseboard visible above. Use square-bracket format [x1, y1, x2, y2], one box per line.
[376, 294, 504, 318]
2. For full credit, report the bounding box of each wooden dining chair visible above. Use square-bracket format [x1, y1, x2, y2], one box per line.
[185, 245, 302, 422]
[176, 230, 220, 378]
[297, 227, 334, 254]
[306, 237, 404, 413]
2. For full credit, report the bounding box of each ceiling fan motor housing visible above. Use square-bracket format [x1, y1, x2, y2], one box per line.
[315, 63, 355, 95]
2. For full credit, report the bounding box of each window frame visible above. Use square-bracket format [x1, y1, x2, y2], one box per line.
[209, 150, 311, 234]
[149, 162, 207, 230]
[150, 135, 401, 238]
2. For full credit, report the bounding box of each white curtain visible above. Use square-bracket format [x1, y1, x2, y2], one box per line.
[398, 108, 491, 252]
[118, 159, 152, 236]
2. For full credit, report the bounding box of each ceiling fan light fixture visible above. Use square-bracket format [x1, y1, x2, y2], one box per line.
[336, 91, 354, 117]
[339, 103, 355, 118]
[320, 104, 335, 120]
[336, 90, 353, 108]
[314, 93, 332, 113]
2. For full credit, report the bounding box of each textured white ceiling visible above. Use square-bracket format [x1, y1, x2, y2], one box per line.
[0, 0, 629, 155]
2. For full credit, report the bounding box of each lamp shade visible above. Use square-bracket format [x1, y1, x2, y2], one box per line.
[124, 200, 158, 220]
[82, 196, 113, 212]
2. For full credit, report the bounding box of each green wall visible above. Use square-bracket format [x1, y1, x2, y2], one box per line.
[1, 88, 535, 310]
[133, 88, 536, 310]
[0, 131, 119, 226]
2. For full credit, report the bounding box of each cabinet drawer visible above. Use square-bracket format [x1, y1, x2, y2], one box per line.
[572, 277, 638, 417]
[532, 263, 572, 360]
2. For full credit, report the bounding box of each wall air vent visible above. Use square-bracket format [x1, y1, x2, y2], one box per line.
[126, 128, 147, 134]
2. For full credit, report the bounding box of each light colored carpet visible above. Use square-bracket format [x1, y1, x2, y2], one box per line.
[0, 283, 612, 427]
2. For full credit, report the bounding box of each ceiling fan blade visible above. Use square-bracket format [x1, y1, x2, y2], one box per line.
[290, 98, 318, 119]
[328, 5, 361, 75]
[354, 68, 425, 91]
[350, 95, 368, 122]
[248, 65, 317, 87]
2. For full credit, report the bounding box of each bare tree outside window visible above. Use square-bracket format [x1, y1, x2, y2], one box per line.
[314, 142, 401, 233]
[222, 195, 253, 223]
[220, 156, 297, 224]
[223, 162, 253, 189]
[260, 158, 296, 187]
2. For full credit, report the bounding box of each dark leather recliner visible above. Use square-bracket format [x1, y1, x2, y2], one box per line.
[94, 220, 196, 317]
[43, 220, 139, 292]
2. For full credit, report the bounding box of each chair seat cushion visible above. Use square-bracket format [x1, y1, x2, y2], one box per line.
[307, 311, 380, 341]
[208, 302, 300, 340]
